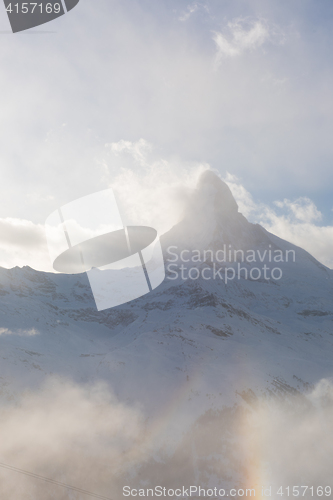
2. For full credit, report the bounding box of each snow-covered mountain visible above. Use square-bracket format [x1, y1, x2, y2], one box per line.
[0, 171, 332, 424]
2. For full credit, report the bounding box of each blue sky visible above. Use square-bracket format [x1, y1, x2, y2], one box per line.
[0, 0, 332, 269]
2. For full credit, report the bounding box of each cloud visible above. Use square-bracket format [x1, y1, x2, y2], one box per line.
[225, 173, 333, 269]
[0, 2, 332, 220]
[260, 213, 333, 270]
[0, 0, 332, 226]
[178, 2, 210, 22]
[109, 138, 152, 167]
[104, 139, 209, 234]
[0, 218, 52, 272]
[0, 218, 45, 249]
[0, 144, 209, 271]
[0, 378, 146, 499]
[213, 18, 272, 60]
[0, 328, 39, 336]
[274, 197, 322, 223]
[240, 379, 333, 488]
[179, 3, 199, 22]
[224, 172, 258, 218]
[0, 377, 333, 497]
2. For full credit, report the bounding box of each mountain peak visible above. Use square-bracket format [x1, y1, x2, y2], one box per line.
[196, 170, 239, 217]
[162, 170, 242, 250]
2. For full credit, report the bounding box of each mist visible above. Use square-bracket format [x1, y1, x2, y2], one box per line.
[0, 377, 332, 499]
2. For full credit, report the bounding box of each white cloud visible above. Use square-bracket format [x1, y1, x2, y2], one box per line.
[0, 376, 333, 497]
[213, 18, 271, 60]
[0, 145, 209, 271]
[225, 174, 333, 269]
[274, 197, 322, 223]
[241, 379, 333, 488]
[104, 139, 209, 234]
[0, 1, 331, 226]
[0, 328, 39, 336]
[260, 212, 333, 270]
[178, 2, 211, 22]
[0, 218, 45, 249]
[224, 172, 258, 218]
[179, 3, 199, 22]
[110, 138, 152, 167]
[0, 218, 52, 272]
[0, 378, 146, 499]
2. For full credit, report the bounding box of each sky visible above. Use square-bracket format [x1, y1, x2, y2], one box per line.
[0, 0, 332, 270]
